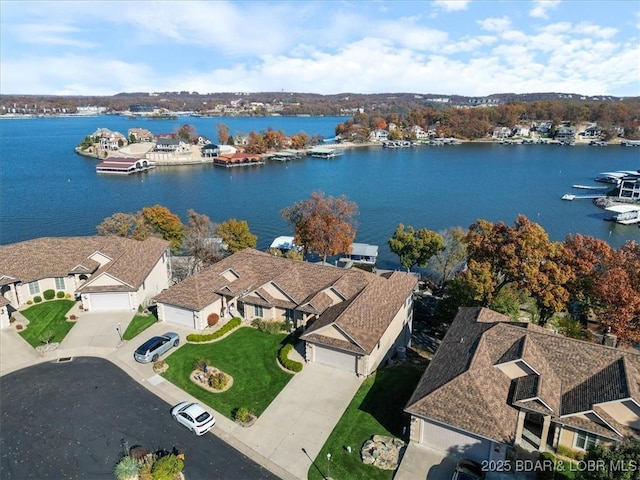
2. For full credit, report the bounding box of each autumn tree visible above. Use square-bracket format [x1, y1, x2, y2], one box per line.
[179, 209, 224, 278]
[176, 124, 196, 142]
[428, 226, 468, 290]
[216, 122, 230, 145]
[464, 215, 571, 324]
[216, 219, 257, 253]
[577, 442, 640, 480]
[97, 212, 145, 238]
[281, 191, 359, 263]
[388, 224, 445, 272]
[140, 205, 185, 251]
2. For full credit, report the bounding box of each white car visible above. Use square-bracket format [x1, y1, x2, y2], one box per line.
[171, 402, 216, 435]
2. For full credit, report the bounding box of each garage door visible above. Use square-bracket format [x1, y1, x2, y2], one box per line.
[312, 345, 357, 373]
[163, 304, 195, 329]
[89, 292, 131, 312]
[421, 419, 492, 462]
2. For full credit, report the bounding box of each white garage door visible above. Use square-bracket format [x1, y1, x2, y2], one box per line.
[163, 304, 195, 329]
[421, 419, 492, 462]
[312, 345, 357, 373]
[89, 292, 131, 312]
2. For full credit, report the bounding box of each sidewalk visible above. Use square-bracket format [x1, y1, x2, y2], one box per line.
[0, 311, 361, 480]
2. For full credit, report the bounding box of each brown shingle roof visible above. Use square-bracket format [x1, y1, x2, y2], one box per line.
[0, 236, 169, 291]
[405, 307, 640, 446]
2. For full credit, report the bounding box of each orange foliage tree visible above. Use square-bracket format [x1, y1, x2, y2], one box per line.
[281, 191, 359, 263]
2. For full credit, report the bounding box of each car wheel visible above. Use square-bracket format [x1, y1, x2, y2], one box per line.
[152, 354, 159, 362]
[191, 427, 197, 435]
[174, 339, 179, 347]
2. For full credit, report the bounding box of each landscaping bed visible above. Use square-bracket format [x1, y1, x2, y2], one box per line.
[19, 300, 76, 348]
[308, 364, 426, 480]
[162, 327, 293, 419]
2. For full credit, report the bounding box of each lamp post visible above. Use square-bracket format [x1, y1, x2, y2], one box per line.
[326, 452, 331, 480]
[116, 323, 123, 341]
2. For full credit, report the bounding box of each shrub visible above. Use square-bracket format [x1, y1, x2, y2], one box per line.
[278, 344, 303, 372]
[253, 318, 287, 334]
[26, 300, 33, 305]
[56, 291, 65, 298]
[33, 296, 43, 303]
[43, 289, 55, 300]
[153, 360, 167, 373]
[209, 372, 228, 390]
[69, 314, 77, 321]
[207, 313, 220, 326]
[138, 304, 144, 313]
[114, 456, 140, 480]
[151, 454, 183, 480]
[251, 318, 263, 328]
[194, 358, 209, 372]
[65, 293, 72, 299]
[187, 317, 242, 342]
[537, 452, 575, 480]
[556, 444, 584, 460]
[233, 406, 254, 423]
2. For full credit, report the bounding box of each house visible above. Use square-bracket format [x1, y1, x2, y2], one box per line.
[201, 144, 221, 157]
[492, 127, 511, 140]
[555, 126, 576, 143]
[154, 138, 183, 152]
[512, 126, 530, 137]
[370, 129, 389, 142]
[404, 307, 640, 464]
[339, 243, 379, 265]
[410, 126, 430, 140]
[92, 128, 127, 150]
[153, 249, 418, 375]
[581, 125, 602, 138]
[128, 128, 154, 143]
[0, 296, 10, 329]
[0, 236, 171, 316]
[618, 174, 640, 201]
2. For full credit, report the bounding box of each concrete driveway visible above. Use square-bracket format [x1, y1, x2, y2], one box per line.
[231, 362, 363, 479]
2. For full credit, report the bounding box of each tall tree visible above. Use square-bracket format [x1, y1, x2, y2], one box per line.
[216, 219, 257, 254]
[140, 205, 185, 251]
[577, 442, 640, 480]
[428, 226, 468, 290]
[464, 215, 571, 324]
[281, 191, 359, 263]
[388, 224, 445, 272]
[96, 212, 143, 238]
[216, 122, 230, 145]
[180, 209, 223, 276]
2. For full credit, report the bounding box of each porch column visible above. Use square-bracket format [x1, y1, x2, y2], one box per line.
[539, 416, 551, 452]
[514, 410, 526, 445]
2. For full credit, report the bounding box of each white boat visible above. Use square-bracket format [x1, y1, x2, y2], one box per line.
[561, 194, 576, 201]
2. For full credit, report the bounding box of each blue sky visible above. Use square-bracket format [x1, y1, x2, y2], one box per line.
[1, 0, 638, 96]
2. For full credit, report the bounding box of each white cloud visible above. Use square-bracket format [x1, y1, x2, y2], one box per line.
[529, 0, 561, 19]
[433, 0, 470, 12]
[478, 16, 511, 32]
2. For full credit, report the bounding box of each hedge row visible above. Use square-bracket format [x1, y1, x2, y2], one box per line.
[537, 452, 575, 480]
[186, 317, 242, 342]
[278, 344, 303, 372]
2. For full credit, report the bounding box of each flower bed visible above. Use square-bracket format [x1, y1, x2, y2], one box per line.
[190, 366, 233, 393]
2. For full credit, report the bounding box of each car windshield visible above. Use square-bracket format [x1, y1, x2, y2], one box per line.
[135, 338, 161, 354]
[195, 411, 210, 423]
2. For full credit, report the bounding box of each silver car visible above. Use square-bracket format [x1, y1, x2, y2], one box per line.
[133, 332, 180, 363]
[171, 402, 216, 435]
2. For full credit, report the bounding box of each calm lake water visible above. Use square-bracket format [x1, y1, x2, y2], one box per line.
[0, 115, 638, 269]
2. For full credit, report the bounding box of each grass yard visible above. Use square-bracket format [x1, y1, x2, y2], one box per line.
[308, 364, 426, 480]
[19, 300, 76, 348]
[123, 313, 157, 340]
[162, 326, 294, 419]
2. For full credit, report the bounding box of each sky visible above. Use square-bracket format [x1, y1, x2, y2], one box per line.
[1, 0, 639, 97]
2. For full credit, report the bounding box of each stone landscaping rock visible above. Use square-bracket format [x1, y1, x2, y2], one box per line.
[360, 435, 406, 470]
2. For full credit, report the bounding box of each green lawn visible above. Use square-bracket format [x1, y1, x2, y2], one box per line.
[308, 364, 426, 480]
[19, 300, 76, 348]
[123, 313, 157, 340]
[162, 327, 294, 419]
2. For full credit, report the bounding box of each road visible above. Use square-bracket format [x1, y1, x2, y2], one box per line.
[0, 357, 279, 480]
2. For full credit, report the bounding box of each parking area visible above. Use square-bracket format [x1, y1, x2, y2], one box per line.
[0, 357, 278, 480]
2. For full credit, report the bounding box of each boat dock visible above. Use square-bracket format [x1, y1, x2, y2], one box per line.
[561, 194, 606, 201]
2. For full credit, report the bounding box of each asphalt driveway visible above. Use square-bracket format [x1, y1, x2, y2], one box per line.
[0, 357, 278, 480]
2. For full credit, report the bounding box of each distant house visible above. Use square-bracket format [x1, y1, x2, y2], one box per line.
[405, 307, 640, 464]
[618, 174, 640, 201]
[410, 126, 430, 140]
[201, 144, 221, 157]
[128, 128, 154, 142]
[582, 125, 602, 138]
[555, 126, 576, 143]
[513, 126, 530, 137]
[0, 237, 170, 316]
[370, 129, 389, 142]
[154, 248, 418, 375]
[492, 127, 511, 140]
[93, 128, 127, 150]
[155, 138, 181, 152]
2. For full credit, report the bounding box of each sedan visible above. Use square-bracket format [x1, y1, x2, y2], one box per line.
[171, 402, 216, 435]
[133, 332, 180, 363]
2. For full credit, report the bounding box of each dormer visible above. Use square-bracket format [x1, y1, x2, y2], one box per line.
[88, 251, 113, 267]
[221, 268, 239, 282]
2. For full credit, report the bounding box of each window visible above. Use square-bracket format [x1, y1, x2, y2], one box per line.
[574, 431, 598, 450]
[285, 308, 294, 322]
[28, 281, 40, 295]
[55, 277, 65, 290]
[254, 305, 263, 317]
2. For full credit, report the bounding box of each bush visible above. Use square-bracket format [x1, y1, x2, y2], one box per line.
[556, 444, 584, 460]
[209, 372, 228, 390]
[537, 452, 575, 480]
[138, 304, 144, 313]
[207, 313, 220, 326]
[233, 406, 254, 423]
[278, 344, 303, 372]
[43, 289, 55, 300]
[56, 291, 65, 298]
[151, 454, 183, 480]
[26, 300, 33, 305]
[187, 317, 242, 342]
[33, 296, 42, 303]
[194, 358, 209, 372]
[65, 293, 72, 299]
[114, 456, 140, 480]
[253, 318, 288, 334]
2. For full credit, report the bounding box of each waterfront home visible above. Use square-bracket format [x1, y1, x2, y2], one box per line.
[92, 128, 127, 150]
[153, 248, 417, 376]
[555, 126, 576, 143]
[404, 307, 640, 464]
[201, 143, 221, 157]
[492, 127, 511, 140]
[0, 237, 170, 316]
[410, 125, 430, 140]
[339, 243, 379, 265]
[370, 129, 389, 142]
[154, 138, 188, 152]
[127, 128, 154, 143]
[96, 157, 156, 175]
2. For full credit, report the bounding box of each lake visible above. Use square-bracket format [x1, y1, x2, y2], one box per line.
[0, 115, 638, 270]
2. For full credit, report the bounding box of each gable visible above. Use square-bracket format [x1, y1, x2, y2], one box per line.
[313, 323, 351, 342]
[221, 269, 239, 282]
[89, 251, 113, 267]
[598, 400, 640, 429]
[82, 272, 129, 288]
